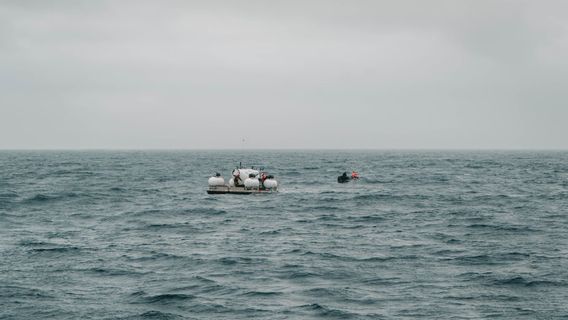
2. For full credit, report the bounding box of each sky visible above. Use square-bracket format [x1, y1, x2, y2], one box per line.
[1, 0, 567, 149]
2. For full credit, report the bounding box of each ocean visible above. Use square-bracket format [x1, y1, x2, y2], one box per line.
[1, 150, 567, 319]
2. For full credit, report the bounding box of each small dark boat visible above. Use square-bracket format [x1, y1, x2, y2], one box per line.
[338, 171, 360, 183]
[338, 172, 350, 183]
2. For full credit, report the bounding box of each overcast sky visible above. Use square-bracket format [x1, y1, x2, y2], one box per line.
[1, 0, 567, 149]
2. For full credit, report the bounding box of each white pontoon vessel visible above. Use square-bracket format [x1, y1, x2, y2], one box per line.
[207, 165, 278, 194]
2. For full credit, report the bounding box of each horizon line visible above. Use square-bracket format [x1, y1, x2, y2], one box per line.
[1, 147, 567, 152]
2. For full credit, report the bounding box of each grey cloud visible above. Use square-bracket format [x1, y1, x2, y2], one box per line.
[1, 0, 567, 149]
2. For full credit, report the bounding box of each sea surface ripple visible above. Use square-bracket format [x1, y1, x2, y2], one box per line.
[1, 150, 567, 319]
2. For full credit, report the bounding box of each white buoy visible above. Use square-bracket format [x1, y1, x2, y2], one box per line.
[244, 178, 260, 189]
[263, 179, 278, 189]
[208, 176, 225, 187]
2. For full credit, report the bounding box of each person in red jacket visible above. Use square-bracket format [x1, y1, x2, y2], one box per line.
[351, 171, 359, 180]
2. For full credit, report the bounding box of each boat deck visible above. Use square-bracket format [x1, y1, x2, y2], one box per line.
[207, 186, 276, 194]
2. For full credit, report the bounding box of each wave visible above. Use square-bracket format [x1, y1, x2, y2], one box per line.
[492, 276, 567, 287]
[466, 223, 537, 232]
[25, 194, 52, 202]
[317, 196, 344, 203]
[0, 194, 17, 209]
[314, 214, 340, 221]
[349, 193, 429, 201]
[189, 207, 228, 215]
[319, 190, 342, 194]
[217, 256, 265, 266]
[142, 223, 201, 233]
[300, 250, 418, 263]
[259, 227, 293, 235]
[125, 252, 187, 262]
[116, 311, 185, 320]
[344, 176, 379, 183]
[29, 246, 82, 254]
[293, 303, 358, 318]
[0, 285, 54, 299]
[277, 270, 320, 279]
[443, 293, 521, 302]
[0, 191, 19, 200]
[459, 272, 568, 288]
[86, 267, 150, 276]
[302, 287, 378, 306]
[130, 291, 196, 304]
[18, 239, 51, 246]
[362, 277, 407, 285]
[18, 239, 84, 255]
[52, 169, 96, 177]
[242, 290, 283, 297]
[125, 207, 228, 218]
[22, 192, 82, 204]
[452, 254, 502, 265]
[347, 214, 385, 223]
[145, 293, 196, 303]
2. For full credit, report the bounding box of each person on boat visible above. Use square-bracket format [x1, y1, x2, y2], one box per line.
[338, 172, 349, 183]
[351, 171, 359, 180]
[233, 168, 242, 187]
[260, 172, 267, 189]
[234, 175, 242, 187]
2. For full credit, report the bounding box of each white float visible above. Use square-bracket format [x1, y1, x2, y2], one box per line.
[244, 177, 260, 189]
[263, 179, 278, 189]
[208, 176, 225, 187]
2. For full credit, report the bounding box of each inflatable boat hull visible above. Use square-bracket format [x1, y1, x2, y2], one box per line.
[207, 186, 276, 194]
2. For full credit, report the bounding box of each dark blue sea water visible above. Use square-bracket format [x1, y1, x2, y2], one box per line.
[1, 150, 567, 319]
